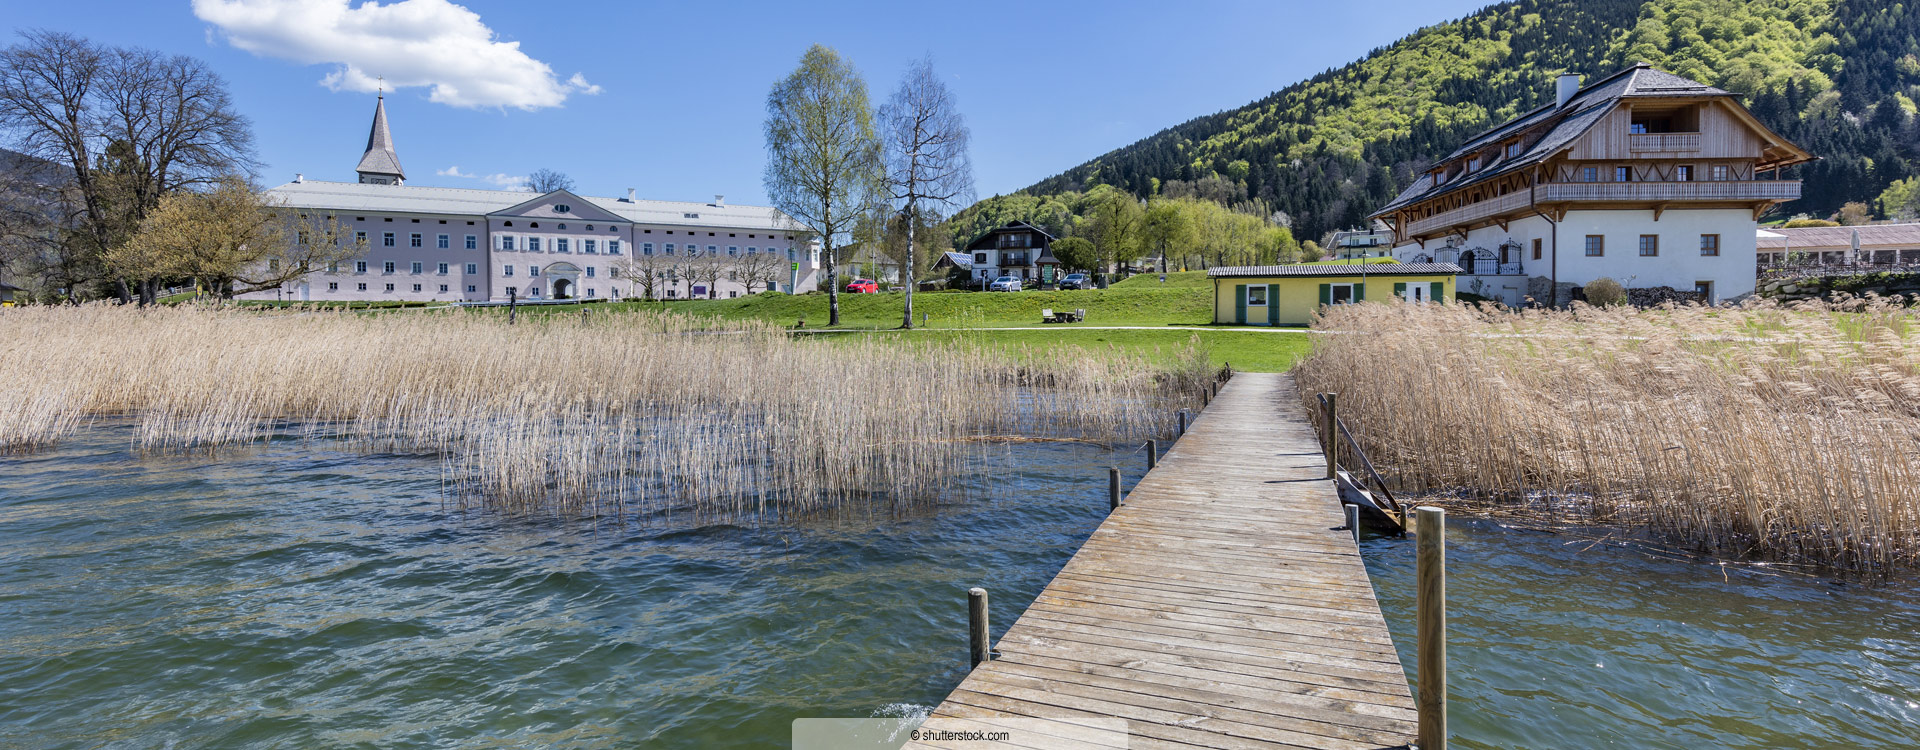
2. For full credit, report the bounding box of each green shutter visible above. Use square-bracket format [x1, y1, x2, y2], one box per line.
[1393, 282, 1406, 300]
[1234, 284, 1247, 325]
[1267, 284, 1280, 326]
[1431, 281, 1445, 302]
[1318, 283, 1331, 307]
[1354, 282, 1365, 302]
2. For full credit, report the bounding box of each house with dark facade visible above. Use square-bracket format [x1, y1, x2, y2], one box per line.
[962, 221, 1061, 285]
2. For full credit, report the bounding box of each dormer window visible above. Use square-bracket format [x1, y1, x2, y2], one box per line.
[1506, 142, 1522, 158]
[555, 204, 571, 214]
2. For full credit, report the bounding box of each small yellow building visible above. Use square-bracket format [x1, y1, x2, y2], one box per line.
[1207, 263, 1461, 326]
[0, 282, 22, 307]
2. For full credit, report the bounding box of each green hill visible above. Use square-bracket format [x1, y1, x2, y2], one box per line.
[1015, 0, 1917, 239]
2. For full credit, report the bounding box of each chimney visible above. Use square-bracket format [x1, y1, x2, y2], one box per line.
[713, 194, 725, 207]
[1556, 73, 1581, 109]
[622, 187, 636, 203]
[294, 173, 304, 183]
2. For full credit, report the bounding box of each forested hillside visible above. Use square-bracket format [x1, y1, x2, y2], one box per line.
[990, 0, 1918, 244]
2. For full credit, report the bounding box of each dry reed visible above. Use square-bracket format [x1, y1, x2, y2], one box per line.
[0, 304, 1210, 522]
[1295, 296, 1920, 572]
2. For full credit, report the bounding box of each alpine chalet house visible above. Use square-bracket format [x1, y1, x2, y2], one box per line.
[240, 96, 821, 303]
[1370, 64, 1814, 305]
[961, 221, 1062, 287]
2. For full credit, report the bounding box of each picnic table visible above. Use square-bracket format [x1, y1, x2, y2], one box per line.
[1040, 308, 1085, 324]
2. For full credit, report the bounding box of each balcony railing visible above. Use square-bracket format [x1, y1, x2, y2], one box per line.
[1629, 132, 1701, 152]
[1403, 180, 1802, 238]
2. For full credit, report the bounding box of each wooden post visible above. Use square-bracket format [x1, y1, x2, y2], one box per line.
[1323, 393, 1338, 479]
[1108, 467, 1121, 511]
[1416, 506, 1447, 750]
[968, 587, 991, 669]
[508, 289, 518, 325]
[1146, 439, 1158, 470]
[1177, 410, 1188, 437]
[1345, 503, 1360, 542]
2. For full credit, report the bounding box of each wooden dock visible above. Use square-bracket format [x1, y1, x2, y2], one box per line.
[905, 372, 1417, 750]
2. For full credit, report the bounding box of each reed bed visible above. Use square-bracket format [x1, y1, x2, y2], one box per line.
[0, 304, 1210, 522]
[1296, 296, 1920, 572]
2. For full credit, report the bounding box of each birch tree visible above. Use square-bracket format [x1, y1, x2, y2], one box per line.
[763, 44, 883, 327]
[879, 56, 973, 328]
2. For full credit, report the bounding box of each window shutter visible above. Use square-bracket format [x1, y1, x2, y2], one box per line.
[1267, 284, 1280, 326]
[1354, 282, 1365, 302]
[1319, 283, 1331, 306]
[1431, 281, 1444, 301]
[1235, 284, 1247, 325]
[1394, 282, 1407, 299]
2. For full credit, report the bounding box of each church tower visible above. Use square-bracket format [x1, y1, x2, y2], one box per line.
[354, 95, 405, 185]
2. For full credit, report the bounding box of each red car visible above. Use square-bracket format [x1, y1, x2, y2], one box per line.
[845, 279, 879, 293]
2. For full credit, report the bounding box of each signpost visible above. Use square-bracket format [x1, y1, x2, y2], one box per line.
[790, 261, 799, 294]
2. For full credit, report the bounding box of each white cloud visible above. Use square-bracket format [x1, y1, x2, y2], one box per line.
[193, 0, 601, 110]
[436, 165, 529, 190]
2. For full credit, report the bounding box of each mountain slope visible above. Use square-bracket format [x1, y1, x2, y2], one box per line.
[1018, 0, 1917, 241]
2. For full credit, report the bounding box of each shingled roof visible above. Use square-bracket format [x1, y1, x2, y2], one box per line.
[1370, 64, 1800, 221]
[354, 96, 405, 181]
[1208, 263, 1462, 278]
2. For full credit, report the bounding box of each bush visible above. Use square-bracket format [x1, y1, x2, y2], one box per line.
[1583, 277, 1627, 307]
[1782, 218, 1841, 228]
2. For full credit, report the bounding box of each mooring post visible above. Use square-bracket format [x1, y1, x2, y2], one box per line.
[508, 289, 518, 325]
[1146, 439, 1158, 470]
[1177, 410, 1188, 437]
[968, 587, 991, 669]
[1345, 503, 1360, 542]
[1416, 506, 1448, 750]
[1323, 393, 1339, 479]
[1108, 467, 1121, 511]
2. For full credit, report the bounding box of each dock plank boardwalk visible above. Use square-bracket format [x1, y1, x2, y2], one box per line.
[905, 372, 1416, 750]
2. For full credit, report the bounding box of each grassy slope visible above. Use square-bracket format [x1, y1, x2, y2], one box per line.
[814, 328, 1315, 373]
[576, 288, 1216, 328]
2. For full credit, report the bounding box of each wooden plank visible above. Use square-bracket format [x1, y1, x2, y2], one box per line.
[904, 373, 1417, 750]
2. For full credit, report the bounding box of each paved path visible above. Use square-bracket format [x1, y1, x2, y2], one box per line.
[904, 372, 1416, 750]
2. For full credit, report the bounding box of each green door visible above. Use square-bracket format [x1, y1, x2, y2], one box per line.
[1431, 281, 1445, 301]
[1234, 284, 1247, 325]
[1266, 284, 1279, 326]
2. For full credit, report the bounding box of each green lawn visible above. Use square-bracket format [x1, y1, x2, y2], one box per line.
[527, 288, 1215, 328]
[807, 328, 1314, 373]
[1110, 271, 1211, 289]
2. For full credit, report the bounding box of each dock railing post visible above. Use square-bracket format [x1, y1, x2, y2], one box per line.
[968, 587, 991, 669]
[1108, 467, 1121, 511]
[1345, 503, 1360, 542]
[1146, 439, 1158, 470]
[1177, 410, 1188, 437]
[1416, 506, 1447, 750]
[1322, 393, 1338, 479]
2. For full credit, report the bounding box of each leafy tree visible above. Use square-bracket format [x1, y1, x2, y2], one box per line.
[1050, 236, 1097, 272]
[1836, 201, 1872, 225]
[763, 45, 883, 326]
[109, 176, 361, 297]
[1879, 177, 1920, 220]
[1082, 187, 1143, 271]
[1141, 199, 1196, 272]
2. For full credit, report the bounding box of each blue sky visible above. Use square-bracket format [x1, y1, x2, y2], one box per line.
[10, 1, 1492, 205]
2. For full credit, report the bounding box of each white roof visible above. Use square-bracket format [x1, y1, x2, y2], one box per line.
[1755, 229, 1787, 239]
[268, 180, 797, 232]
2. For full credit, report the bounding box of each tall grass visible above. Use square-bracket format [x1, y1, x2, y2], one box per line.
[0, 305, 1210, 521]
[1296, 298, 1920, 572]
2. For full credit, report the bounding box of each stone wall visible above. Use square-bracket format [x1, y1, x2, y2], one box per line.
[1759, 272, 1920, 303]
[1624, 286, 1707, 306]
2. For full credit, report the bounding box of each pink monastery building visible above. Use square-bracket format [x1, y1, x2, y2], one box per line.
[240, 97, 822, 303]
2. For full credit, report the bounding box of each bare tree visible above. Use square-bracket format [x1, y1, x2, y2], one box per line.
[879, 56, 973, 328]
[0, 31, 254, 303]
[523, 168, 574, 193]
[764, 44, 883, 326]
[734, 248, 784, 294]
[610, 250, 671, 300]
[688, 251, 727, 299]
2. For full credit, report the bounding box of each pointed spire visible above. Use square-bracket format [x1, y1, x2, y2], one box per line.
[355, 94, 405, 185]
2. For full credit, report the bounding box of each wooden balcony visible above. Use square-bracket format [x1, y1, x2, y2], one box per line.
[1535, 180, 1800, 202]
[1629, 132, 1702, 152]
[1401, 189, 1535, 238]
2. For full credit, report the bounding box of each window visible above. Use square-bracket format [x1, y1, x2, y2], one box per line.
[1615, 166, 1632, 182]
[747, 246, 757, 254]
[554, 204, 571, 213]
[707, 245, 717, 255]
[382, 232, 395, 247]
[683, 212, 699, 219]
[584, 239, 596, 254]
[355, 231, 367, 245]
[385, 283, 395, 292]
[789, 249, 797, 262]
[1506, 142, 1522, 158]
[467, 285, 477, 293]
[357, 282, 367, 291]
[1630, 122, 1648, 135]
[1328, 283, 1356, 304]
[410, 233, 422, 248]
[1712, 165, 1729, 181]
[530, 265, 541, 277]
[507, 286, 518, 297]
[1694, 281, 1714, 301]
[465, 235, 477, 249]
[504, 265, 514, 277]
[502, 236, 515, 251]
[665, 243, 675, 255]
[1245, 285, 1268, 306]
[609, 240, 622, 255]
[557, 238, 570, 253]
[643, 243, 653, 256]
[355, 261, 368, 274]
[1700, 234, 1720, 256]
[1585, 235, 1604, 257]
[411, 284, 422, 292]
[588, 288, 597, 298]
[437, 234, 449, 249]
[1639, 235, 1659, 257]
[586, 267, 596, 278]
[437, 262, 449, 274]
[1580, 167, 1598, 183]
[411, 261, 423, 274]
[1676, 165, 1692, 182]
[465, 263, 478, 275]
[728, 246, 738, 255]
[529, 237, 541, 252]
[1532, 238, 1542, 261]
[327, 282, 338, 291]
[383, 261, 396, 274]
[439, 284, 449, 293]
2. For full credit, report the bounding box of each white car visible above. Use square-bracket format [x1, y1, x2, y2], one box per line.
[988, 275, 1023, 292]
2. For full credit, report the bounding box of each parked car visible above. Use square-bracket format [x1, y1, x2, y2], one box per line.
[988, 275, 1023, 292]
[1058, 273, 1089, 290]
[845, 278, 878, 293]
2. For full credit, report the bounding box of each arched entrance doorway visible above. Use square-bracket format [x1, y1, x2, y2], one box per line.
[543, 262, 582, 300]
[552, 278, 573, 299]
